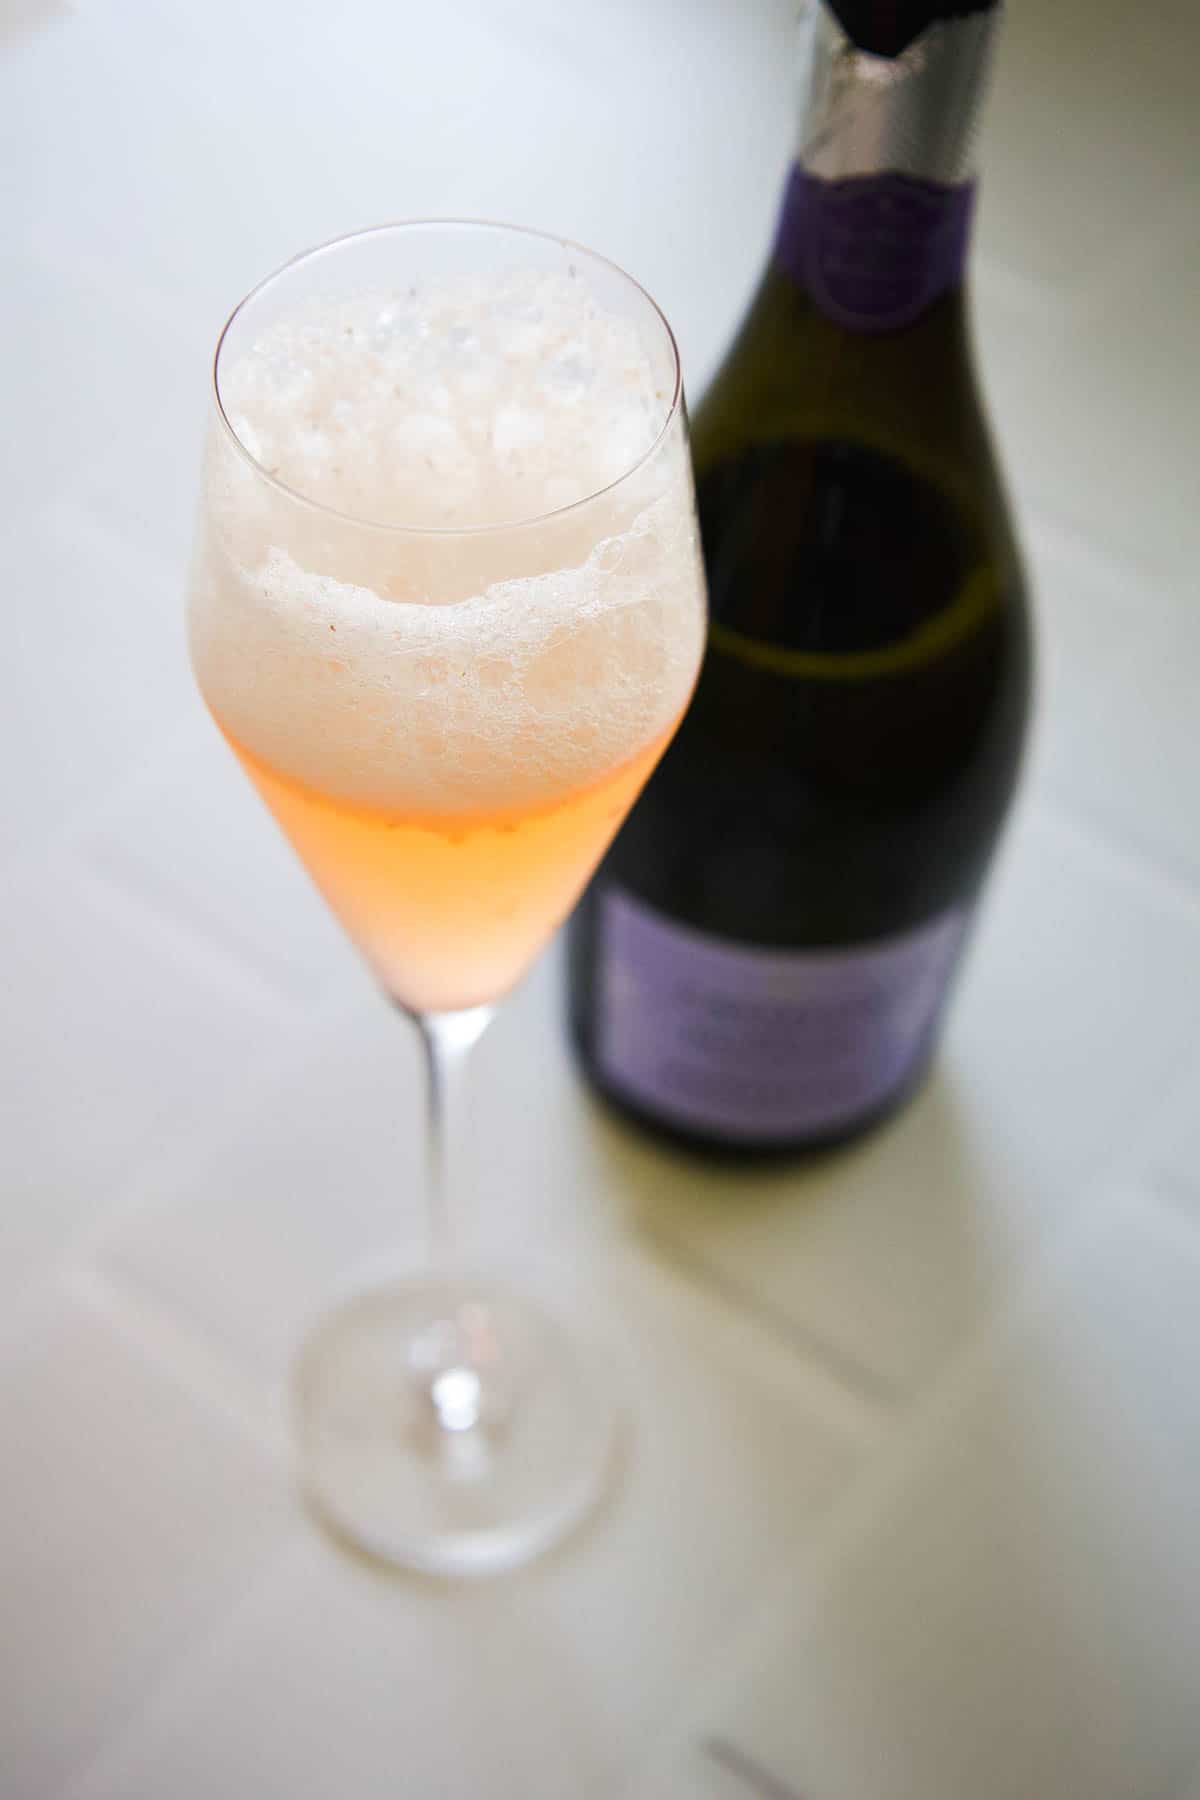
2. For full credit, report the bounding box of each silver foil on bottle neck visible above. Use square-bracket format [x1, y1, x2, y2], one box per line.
[799, 5, 998, 185]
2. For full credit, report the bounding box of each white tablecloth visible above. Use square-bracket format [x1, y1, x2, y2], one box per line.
[4, 2, 1199, 1796]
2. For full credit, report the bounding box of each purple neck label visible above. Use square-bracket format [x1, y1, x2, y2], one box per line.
[774, 165, 975, 331]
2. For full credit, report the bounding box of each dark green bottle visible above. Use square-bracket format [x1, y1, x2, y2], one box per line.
[567, 0, 1031, 1154]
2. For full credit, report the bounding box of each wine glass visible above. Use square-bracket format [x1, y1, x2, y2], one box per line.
[187, 222, 705, 1573]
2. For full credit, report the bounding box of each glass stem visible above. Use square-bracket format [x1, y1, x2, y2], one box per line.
[411, 1005, 495, 1268]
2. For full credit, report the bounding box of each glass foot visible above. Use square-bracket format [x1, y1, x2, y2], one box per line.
[293, 1274, 621, 1575]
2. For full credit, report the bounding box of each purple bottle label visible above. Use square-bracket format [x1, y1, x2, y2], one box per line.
[596, 889, 968, 1144]
[774, 166, 975, 331]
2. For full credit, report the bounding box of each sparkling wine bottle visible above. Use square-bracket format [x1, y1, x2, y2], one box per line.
[567, 0, 1032, 1154]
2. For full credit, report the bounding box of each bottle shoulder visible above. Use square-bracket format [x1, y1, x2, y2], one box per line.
[691, 267, 990, 478]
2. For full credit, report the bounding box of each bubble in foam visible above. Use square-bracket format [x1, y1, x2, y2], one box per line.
[491, 407, 544, 456]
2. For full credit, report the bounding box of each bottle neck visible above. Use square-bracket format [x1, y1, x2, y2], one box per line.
[773, 4, 999, 333]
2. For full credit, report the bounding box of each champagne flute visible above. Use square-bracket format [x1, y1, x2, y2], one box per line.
[187, 222, 705, 1573]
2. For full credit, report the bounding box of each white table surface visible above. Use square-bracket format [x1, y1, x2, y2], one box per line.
[3, 2, 1199, 1797]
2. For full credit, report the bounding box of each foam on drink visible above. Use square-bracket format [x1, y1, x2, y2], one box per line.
[217, 272, 669, 530]
[193, 272, 702, 820]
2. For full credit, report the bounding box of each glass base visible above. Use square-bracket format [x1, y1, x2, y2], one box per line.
[292, 1273, 621, 1575]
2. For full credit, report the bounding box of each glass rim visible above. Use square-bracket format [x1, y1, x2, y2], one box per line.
[211, 218, 685, 538]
